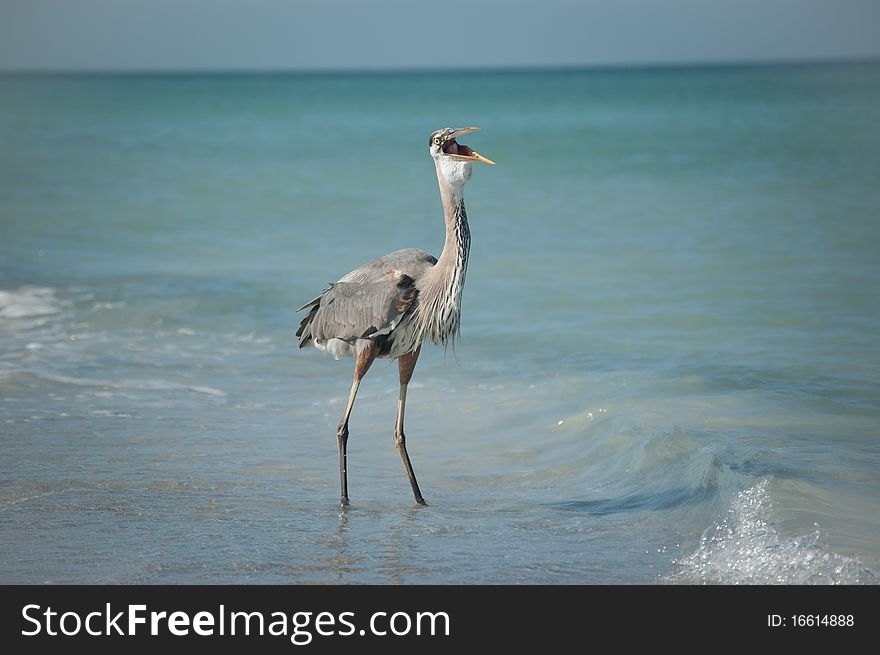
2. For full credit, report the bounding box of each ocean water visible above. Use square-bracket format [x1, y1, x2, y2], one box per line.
[1, 64, 879, 584]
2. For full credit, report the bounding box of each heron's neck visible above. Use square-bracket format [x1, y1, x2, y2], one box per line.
[414, 166, 471, 345]
[434, 171, 471, 290]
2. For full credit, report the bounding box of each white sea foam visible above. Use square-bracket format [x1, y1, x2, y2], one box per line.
[91, 301, 127, 311]
[665, 479, 878, 585]
[31, 370, 227, 398]
[0, 286, 60, 320]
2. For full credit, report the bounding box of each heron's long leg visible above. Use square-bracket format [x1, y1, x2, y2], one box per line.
[337, 342, 378, 506]
[395, 346, 426, 505]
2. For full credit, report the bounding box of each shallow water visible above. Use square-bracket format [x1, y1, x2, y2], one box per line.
[1, 64, 879, 583]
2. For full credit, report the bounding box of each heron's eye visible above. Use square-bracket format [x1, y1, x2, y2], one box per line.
[433, 137, 442, 145]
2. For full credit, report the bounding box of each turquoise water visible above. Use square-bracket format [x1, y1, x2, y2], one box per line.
[1, 64, 879, 583]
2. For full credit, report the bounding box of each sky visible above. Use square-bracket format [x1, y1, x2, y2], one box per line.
[0, 0, 879, 72]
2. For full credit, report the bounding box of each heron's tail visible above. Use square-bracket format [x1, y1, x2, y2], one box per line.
[295, 293, 324, 348]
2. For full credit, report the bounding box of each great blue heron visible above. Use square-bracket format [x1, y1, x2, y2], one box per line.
[296, 127, 494, 506]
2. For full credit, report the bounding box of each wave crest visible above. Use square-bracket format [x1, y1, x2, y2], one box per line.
[665, 479, 878, 584]
[0, 286, 60, 320]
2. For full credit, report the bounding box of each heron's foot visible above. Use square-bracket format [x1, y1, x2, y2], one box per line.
[339, 497, 350, 508]
[415, 497, 428, 506]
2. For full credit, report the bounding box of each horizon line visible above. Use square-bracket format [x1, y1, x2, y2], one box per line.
[1, 54, 878, 77]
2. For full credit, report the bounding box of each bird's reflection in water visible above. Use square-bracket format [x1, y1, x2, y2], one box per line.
[324, 506, 355, 584]
[377, 505, 426, 585]
[312, 503, 430, 584]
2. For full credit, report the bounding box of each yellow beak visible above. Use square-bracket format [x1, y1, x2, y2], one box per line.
[450, 151, 496, 165]
[446, 127, 496, 165]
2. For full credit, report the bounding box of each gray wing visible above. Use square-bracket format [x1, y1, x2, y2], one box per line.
[337, 248, 437, 284]
[296, 249, 435, 349]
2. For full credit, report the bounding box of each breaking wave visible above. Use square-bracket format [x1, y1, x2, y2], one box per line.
[665, 479, 878, 584]
[0, 286, 61, 321]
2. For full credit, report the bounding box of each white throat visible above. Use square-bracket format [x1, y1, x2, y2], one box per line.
[436, 157, 472, 199]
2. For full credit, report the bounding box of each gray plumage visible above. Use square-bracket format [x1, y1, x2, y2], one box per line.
[296, 248, 436, 354]
[295, 127, 494, 506]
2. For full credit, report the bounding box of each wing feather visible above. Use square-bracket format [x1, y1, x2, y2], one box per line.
[296, 271, 419, 349]
[296, 248, 436, 349]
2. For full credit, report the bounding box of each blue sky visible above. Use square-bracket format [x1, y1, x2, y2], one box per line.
[1, 0, 879, 71]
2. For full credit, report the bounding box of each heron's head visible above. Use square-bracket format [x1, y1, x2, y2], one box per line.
[429, 127, 494, 191]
